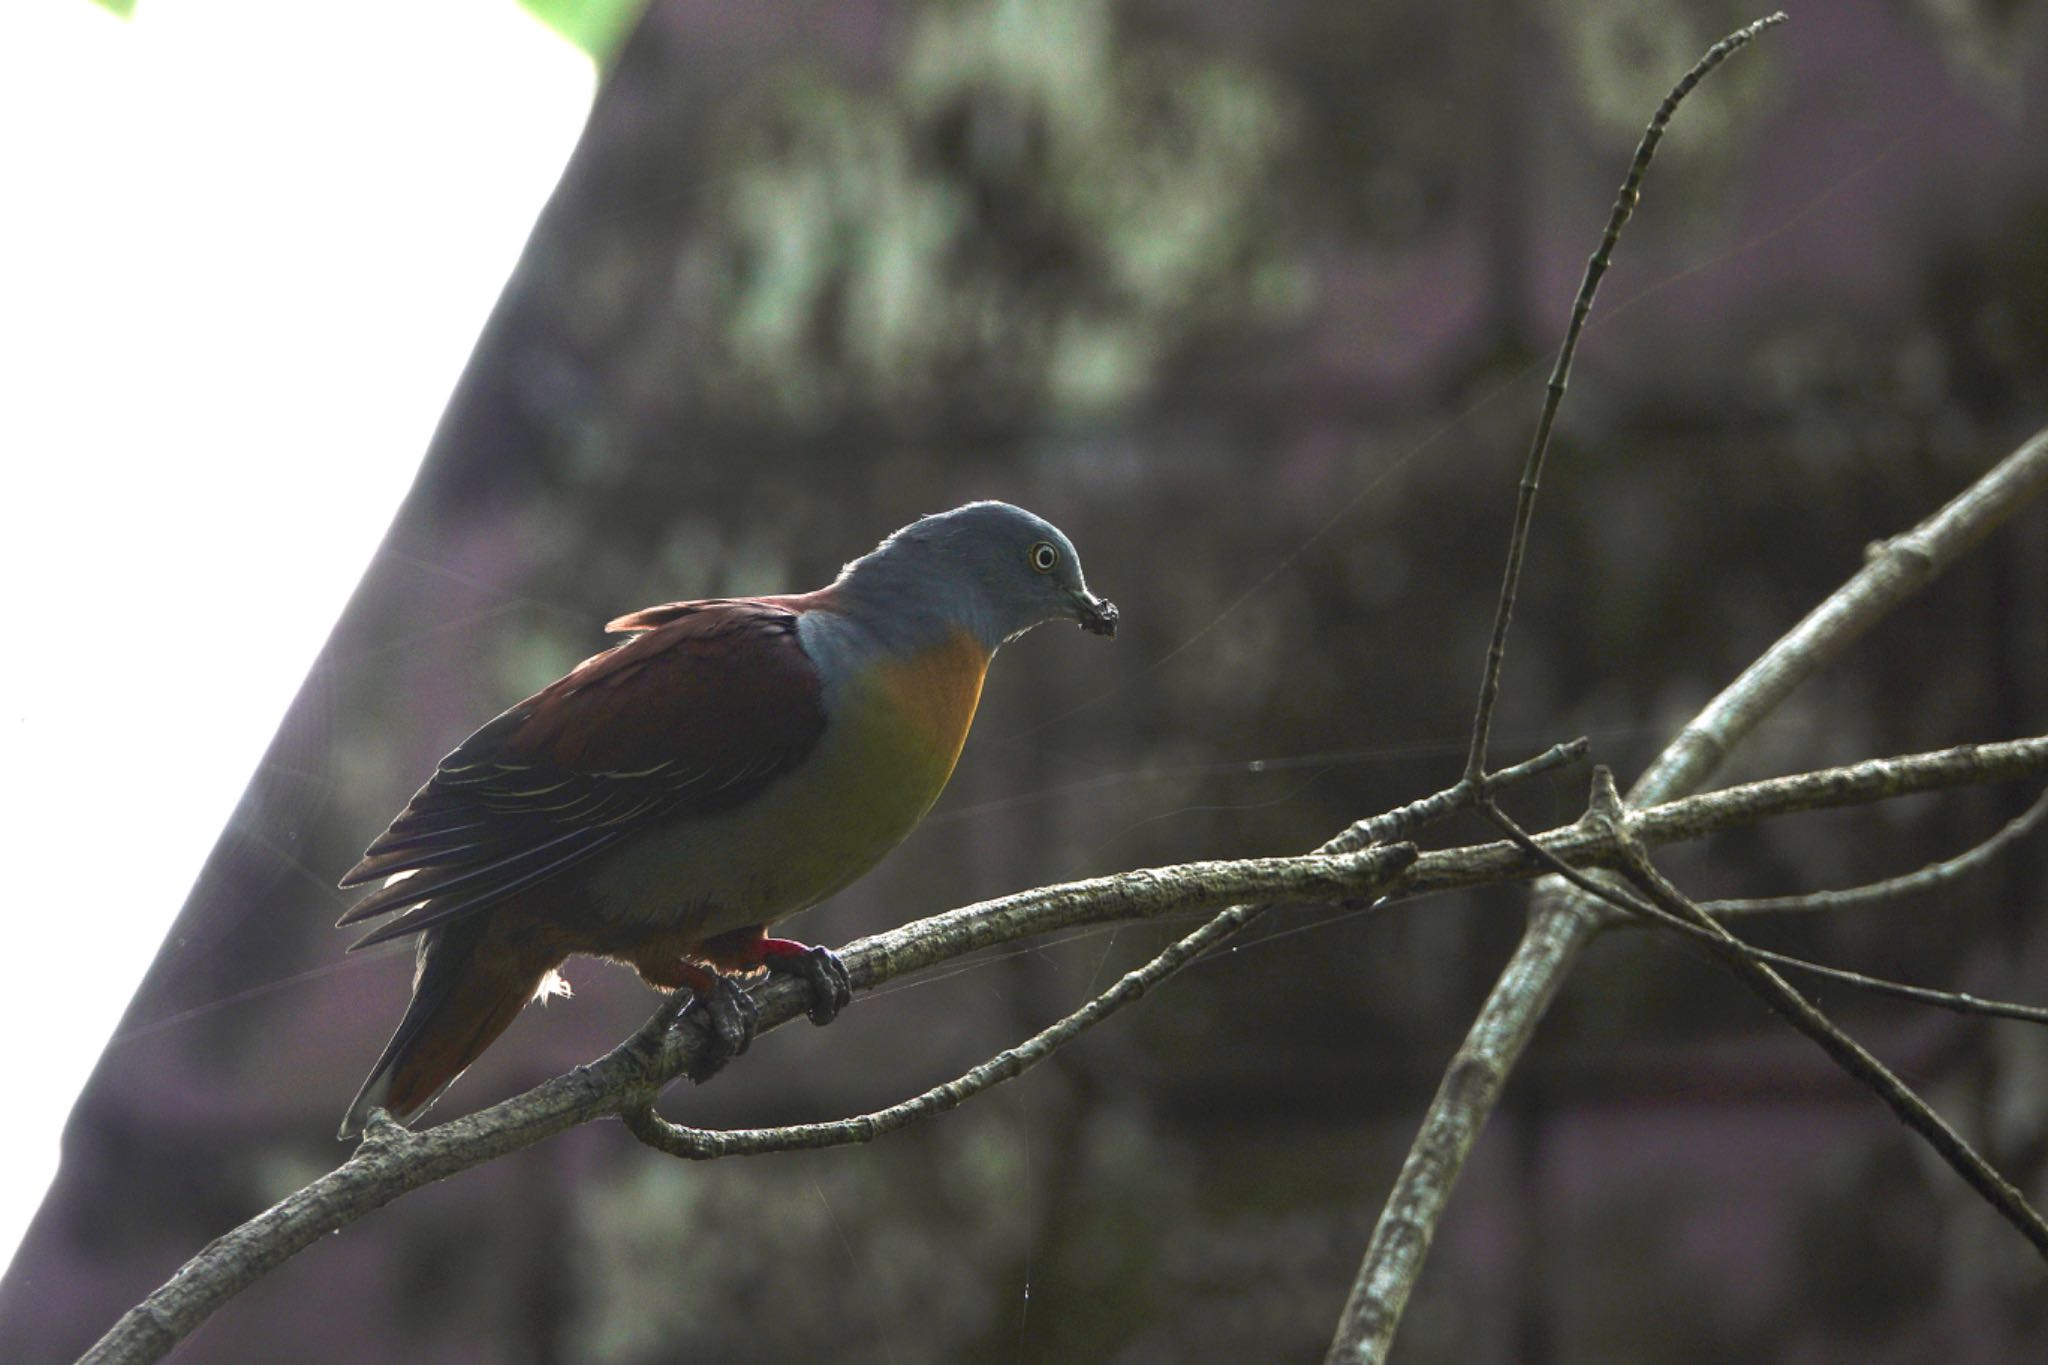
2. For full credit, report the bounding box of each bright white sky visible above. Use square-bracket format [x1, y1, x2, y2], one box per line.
[0, 0, 594, 1277]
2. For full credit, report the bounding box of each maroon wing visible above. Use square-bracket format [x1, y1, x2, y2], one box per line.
[337, 597, 827, 948]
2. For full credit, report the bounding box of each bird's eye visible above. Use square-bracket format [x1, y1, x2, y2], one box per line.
[1028, 541, 1059, 573]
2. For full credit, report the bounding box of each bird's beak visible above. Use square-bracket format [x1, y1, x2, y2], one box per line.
[1071, 589, 1119, 638]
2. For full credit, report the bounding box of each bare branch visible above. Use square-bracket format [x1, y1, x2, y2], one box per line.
[83, 737, 1598, 1365]
[78, 843, 1416, 1365]
[1398, 737, 2048, 899]
[1594, 778, 2048, 1261]
[1459, 772, 2048, 1259]
[1706, 785, 2048, 917]
[1462, 12, 1788, 785]
[1331, 434, 2048, 1356]
[1479, 786, 2048, 1030]
[643, 738, 2048, 1179]
[625, 842, 1422, 1161]
[82, 728, 2042, 1364]
[1345, 736, 1592, 850]
[1635, 424, 2048, 805]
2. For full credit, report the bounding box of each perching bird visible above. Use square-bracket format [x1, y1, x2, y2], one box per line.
[336, 501, 1116, 1139]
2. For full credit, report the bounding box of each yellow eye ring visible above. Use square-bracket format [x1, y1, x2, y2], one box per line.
[1028, 541, 1059, 573]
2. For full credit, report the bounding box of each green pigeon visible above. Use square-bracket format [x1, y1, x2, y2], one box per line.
[335, 502, 1117, 1138]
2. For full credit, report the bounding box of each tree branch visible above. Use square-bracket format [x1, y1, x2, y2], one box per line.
[1477, 780, 2048, 1030]
[1396, 737, 2048, 899]
[1328, 25, 1787, 1356]
[81, 729, 2041, 1364]
[623, 843, 1423, 1160]
[1595, 775, 2048, 1259]
[1328, 430, 2048, 1357]
[1704, 785, 2048, 917]
[1462, 12, 1788, 784]
[1449, 772, 2048, 1258]
[79, 843, 1417, 1365]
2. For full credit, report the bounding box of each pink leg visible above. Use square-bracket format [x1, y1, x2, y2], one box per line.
[698, 926, 853, 1026]
[625, 951, 757, 1083]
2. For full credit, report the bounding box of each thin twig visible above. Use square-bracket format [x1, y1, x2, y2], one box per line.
[621, 912, 1255, 1158]
[1705, 785, 2048, 916]
[1335, 432, 2048, 1365]
[1589, 774, 2048, 1261]
[1345, 736, 1591, 851]
[1629, 449, 2048, 806]
[1333, 175, 2048, 1365]
[1480, 790, 2048, 1031]
[1471, 786, 2048, 1266]
[1462, 12, 1788, 784]
[1333, 430, 2048, 1365]
[1347, 31, 1794, 1353]
[1394, 737, 2048, 900]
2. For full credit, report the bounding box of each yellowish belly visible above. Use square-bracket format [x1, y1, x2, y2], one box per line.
[580, 631, 988, 937]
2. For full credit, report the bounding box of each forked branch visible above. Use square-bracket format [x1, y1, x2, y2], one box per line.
[85, 731, 2048, 1364]
[1328, 0, 2048, 1348]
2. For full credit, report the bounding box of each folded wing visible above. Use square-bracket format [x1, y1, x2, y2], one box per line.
[337, 597, 827, 948]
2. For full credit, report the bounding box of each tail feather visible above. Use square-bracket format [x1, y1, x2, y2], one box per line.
[339, 916, 553, 1140]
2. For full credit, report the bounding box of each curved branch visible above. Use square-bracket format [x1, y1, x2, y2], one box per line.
[79, 844, 1415, 1365]
[1476, 779, 2048, 1261]
[1333, 22, 1795, 1355]
[1330, 414, 2048, 1362]
[627, 739, 2048, 1160]
[87, 739, 1604, 1365]
[1600, 796, 2048, 1261]
[1475, 776, 2048, 1030]
[80, 737, 2044, 1363]
[1705, 785, 2048, 917]
[625, 842, 1422, 1160]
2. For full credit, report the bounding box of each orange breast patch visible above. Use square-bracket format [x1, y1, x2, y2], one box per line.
[872, 630, 992, 774]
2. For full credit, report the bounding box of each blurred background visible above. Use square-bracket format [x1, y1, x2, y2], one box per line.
[6, 0, 2048, 1360]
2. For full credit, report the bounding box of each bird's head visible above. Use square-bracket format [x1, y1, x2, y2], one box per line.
[852, 501, 1118, 647]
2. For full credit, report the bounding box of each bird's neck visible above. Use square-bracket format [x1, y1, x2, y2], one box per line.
[796, 580, 993, 790]
[820, 553, 1005, 658]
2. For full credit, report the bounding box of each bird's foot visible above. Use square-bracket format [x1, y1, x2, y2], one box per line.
[761, 942, 853, 1026]
[352, 1107, 409, 1149]
[678, 970, 759, 1084]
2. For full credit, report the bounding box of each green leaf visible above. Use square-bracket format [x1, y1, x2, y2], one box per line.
[517, 0, 645, 65]
[87, 0, 136, 18]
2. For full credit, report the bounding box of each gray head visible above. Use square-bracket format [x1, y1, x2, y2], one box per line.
[837, 501, 1118, 649]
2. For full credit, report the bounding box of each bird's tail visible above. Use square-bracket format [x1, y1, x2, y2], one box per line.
[339, 915, 554, 1140]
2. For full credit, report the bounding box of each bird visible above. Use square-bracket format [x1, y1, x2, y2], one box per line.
[335, 501, 1117, 1139]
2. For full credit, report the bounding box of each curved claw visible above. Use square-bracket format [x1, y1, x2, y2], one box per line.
[678, 972, 759, 1083]
[767, 944, 853, 1026]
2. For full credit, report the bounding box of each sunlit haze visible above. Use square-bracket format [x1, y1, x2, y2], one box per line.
[0, 0, 594, 1274]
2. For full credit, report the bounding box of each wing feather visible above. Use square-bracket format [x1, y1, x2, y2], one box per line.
[338, 596, 828, 945]
[346, 829, 630, 949]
